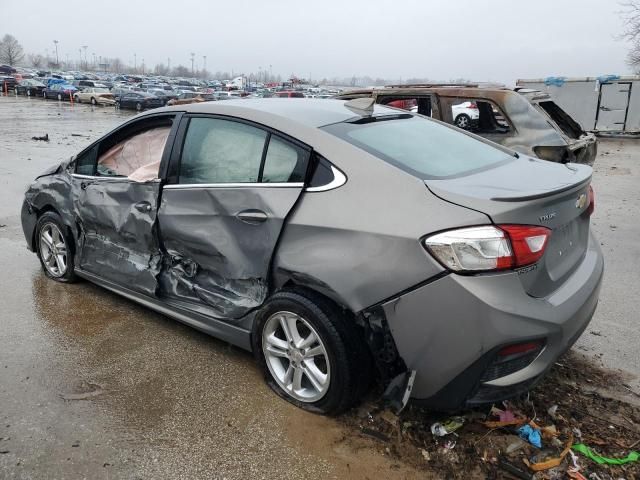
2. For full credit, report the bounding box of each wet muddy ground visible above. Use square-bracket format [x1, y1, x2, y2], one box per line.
[0, 96, 639, 479]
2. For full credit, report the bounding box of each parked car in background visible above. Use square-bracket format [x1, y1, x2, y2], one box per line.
[0, 76, 18, 92]
[212, 91, 243, 100]
[146, 88, 178, 105]
[73, 80, 108, 90]
[335, 85, 597, 165]
[73, 87, 115, 105]
[273, 90, 305, 98]
[22, 99, 602, 414]
[42, 83, 77, 101]
[451, 101, 480, 129]
[15, 79, 47, 97]
[115, 91, 163, 111]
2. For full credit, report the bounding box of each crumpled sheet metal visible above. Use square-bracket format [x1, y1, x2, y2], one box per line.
[76, 179, 162, 296]
[157, 185, 301, 320]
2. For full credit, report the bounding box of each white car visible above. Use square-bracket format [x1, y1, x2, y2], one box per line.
[73, 87, 115, 106]
[451, 101, 479, 130]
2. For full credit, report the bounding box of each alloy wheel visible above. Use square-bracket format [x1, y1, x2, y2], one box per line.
[39, 223, 68, 277]
[262, 311, 330, 402]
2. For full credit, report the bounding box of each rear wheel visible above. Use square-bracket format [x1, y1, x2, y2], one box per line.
[91, 97, 97, 105]
[26, 89, 31, 96]
[36, 212, 77, 283]
[57, 93, 62, 101]
[74, 95, 80, 103]
[42, 91, 47, 99]
[136, 102, 142, 111]
[455, 113, 471, 130]
[253, 289, 371, 414]
[115, 101, 121, 109]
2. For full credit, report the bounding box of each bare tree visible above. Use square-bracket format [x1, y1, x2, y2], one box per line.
[28, 53, 44, 68]
[620, 1, 640, 70]
[0, 34, 25, 66]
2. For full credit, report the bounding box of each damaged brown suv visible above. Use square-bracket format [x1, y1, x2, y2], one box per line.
[335, 84, 597, 165]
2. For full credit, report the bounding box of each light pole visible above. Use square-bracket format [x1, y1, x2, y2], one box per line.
[203, 55, 207, 77]
[82, 46, 88, 69]
[134, 53, 137, 73]
[168, 57, 171, 73]
[269, 64, 272, 83]
[190, 52, 195, 76]
[92, 53, 96, 69]
[53, 40, 59, 67]
[141, 58, 145, 75]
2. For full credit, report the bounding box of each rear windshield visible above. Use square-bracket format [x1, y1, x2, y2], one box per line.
[321, 115, 514, 179]
[537, 101, 583, 139]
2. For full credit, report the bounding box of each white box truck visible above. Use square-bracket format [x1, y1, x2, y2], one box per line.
[517, 75, 640, 134]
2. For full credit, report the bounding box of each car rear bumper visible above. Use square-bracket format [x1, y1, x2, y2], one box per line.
[379, 231, 603, 410]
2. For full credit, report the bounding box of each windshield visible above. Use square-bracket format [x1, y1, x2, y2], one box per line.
[321, 115, 515, 179]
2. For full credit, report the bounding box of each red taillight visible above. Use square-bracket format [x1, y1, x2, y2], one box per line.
[498, 340, 544, 357]
[500, 225, 551, 268]
[585, 185, 595, 217]
[424, 224, 551, 272]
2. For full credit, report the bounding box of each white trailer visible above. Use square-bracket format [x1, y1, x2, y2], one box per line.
[516, 75, 640, 134]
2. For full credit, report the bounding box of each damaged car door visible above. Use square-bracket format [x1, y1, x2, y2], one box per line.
[72, 113, 179, 295]
[157, 115, 310, 319]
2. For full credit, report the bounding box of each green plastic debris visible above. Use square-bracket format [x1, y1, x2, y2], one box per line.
[572, 443, 640, 465]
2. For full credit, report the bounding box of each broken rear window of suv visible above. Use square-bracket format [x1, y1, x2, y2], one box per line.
[321, 115, 515, 179]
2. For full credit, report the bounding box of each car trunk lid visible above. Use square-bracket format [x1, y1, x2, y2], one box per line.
[426, 157, 593, 297]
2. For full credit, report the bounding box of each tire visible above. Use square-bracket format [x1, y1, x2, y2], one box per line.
[57, 93, 62, 101]
[252, 289, 371, 414]
[115, 101, 121, 109]
[74, 95, 80, 103]
[136, 102, 142, 111]
[35, 211, 77, 283]
[454, 113, 471, 130]
[43, 91, 47, 99]
[26, 89, 31, 96]
[91, 97, 97, 105]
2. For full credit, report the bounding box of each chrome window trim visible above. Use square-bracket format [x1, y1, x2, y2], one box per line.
[305, 166, 347, 192]
[164, 182, 304, 190]
[71, 173, 160, 183]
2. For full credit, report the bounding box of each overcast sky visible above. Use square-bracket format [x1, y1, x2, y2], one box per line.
[0, 0, 632, 84]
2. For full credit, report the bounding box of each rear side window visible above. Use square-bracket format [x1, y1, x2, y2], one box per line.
[262, 136, 308, 183]
[322, 116, 514, 179]
[179, 118, 267, 184]
[537, 101, 583, 139]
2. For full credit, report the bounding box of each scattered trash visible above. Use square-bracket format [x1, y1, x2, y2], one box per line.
[498, 458, 534, 480]
[572, 427, 583, 440]
[444, 439, 456, 450]
[589, 330, 602, 336]
[572, 443, 640, 465]
[517, 424, 542, 448]
[59, 382, 103, 401]
[548, 404, 559, 419]
[31, 134, 49, 141]
[431, 416, 465, 436]
[421, 448, 430, 461]
[484, 407, 527, 428]
[0, 450, 9, 454]
[506, 437, 528, 454]
[525, 435, 573, 471]
[360, 427, 390, 443]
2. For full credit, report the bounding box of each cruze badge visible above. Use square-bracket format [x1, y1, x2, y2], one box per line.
[576, 193, 587, 209]
[539, 212, 556, 222]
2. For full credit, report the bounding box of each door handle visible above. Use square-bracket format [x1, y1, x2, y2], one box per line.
[134, 201, 152, 213]
[236, 209, 268, 224]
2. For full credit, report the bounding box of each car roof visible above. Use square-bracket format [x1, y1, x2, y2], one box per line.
[151, 98, 400, 128]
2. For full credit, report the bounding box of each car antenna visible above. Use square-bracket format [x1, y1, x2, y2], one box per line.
[344, 97, 375, 116]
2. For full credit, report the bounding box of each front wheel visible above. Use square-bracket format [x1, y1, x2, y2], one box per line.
[115, 101, 121, 109]
[253, 290, 371, 414]
[91, 97, 97, 105]
[35, 212, 77, 283]
[135, 102, 142, 111]
[57, 93, 62, 101]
